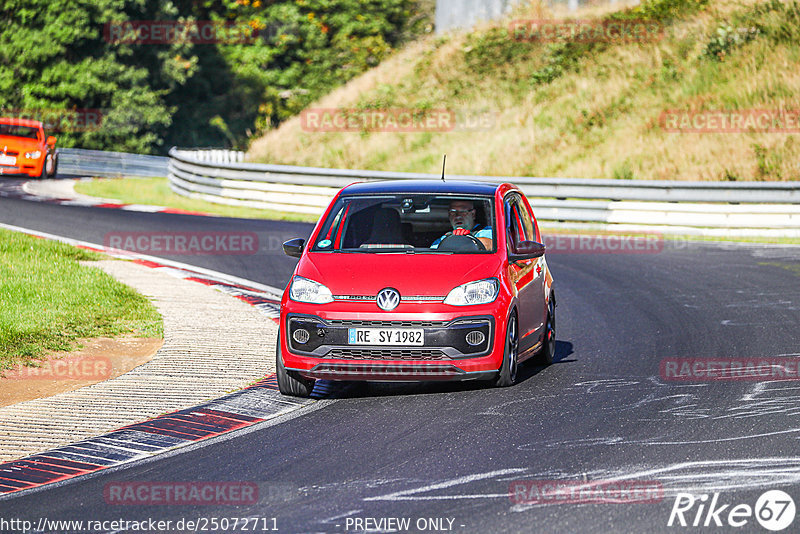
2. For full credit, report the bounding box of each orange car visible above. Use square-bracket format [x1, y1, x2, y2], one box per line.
[0, 118, 57, 178]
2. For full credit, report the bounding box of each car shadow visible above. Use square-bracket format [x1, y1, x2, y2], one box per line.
[515, 340, 575, 384]
[322, 339, 576, 399]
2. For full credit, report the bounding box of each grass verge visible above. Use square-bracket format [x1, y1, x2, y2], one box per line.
[0, 229, 163, 370]
[74, 177, 319, 222]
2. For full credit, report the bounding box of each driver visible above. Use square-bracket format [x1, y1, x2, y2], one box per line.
[431, 200, 493, 249]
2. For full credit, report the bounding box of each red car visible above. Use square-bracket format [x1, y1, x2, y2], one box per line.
[277, 180, 556, 397]
[0, 118, 57, 178]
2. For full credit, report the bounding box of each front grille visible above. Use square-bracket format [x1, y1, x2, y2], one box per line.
[2, 150, 19, 156]
[327, 319, 448, 328]
[326, 348, 450, 360]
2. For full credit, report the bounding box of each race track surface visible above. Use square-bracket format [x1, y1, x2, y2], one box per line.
[2, 187, 800, 533]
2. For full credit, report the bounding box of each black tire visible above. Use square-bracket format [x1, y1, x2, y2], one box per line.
[492, 312, 519, 387]
[276, 330, 315, 397]
[538, 295, 556, 365]
[37, 160, 46, 179]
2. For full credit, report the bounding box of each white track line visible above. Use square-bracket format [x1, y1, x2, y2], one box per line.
[0, 222, 284, 298]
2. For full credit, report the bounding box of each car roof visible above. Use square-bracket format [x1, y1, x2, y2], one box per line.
[340, 179, 503, 196]
[0, 118, 43, 128]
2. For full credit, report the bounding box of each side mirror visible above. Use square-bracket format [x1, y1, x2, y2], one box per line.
[509, 240, 545, 263]
[46, 136, 56, 147]
[282, 238, 305, 258]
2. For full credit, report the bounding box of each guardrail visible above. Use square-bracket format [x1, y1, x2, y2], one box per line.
[58, 148, 168, 178]
[169, 147, 800, 236]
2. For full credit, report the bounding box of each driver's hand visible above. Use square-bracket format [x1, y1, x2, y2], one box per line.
[453, 228, 470, 236]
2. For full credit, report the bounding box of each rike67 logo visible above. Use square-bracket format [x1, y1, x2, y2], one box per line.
[668, 490, 795, 531]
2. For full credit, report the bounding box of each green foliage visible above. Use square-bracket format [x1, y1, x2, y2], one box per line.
[703, 25, 759, 61]
[612, 160, 634, 180]
[465, 0, 711, 91]
[463, 27, 532, 75]
[181, 0, 429, 149]
[0, 0, 187, 153]
[530, 42, 592, 87]
[0, 0, 431, 153]
[702, 0, 800, 62]
[609, 0, 709, 22]
[752, 143, 783, 181]
[722, 168, 739, 181]
[739, 0, 800, 44]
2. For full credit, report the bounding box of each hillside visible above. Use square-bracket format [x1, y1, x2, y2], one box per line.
[248, 0, 800, 181]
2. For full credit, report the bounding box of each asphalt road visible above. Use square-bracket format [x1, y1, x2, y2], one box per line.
[0, 186, 314, 289]
[2, 186, 800, 533]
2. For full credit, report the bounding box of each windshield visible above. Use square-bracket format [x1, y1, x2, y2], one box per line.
[311, 194, 495, 253]
[0, 124, 40, 140]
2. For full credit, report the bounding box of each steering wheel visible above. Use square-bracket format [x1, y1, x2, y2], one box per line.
[437, 233, 486, 252]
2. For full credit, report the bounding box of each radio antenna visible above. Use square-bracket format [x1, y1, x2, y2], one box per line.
[441, 154, 446, 182]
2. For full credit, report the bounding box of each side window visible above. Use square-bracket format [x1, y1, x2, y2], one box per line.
[516, 197, 535, 243]
[504, 193, 526, 248]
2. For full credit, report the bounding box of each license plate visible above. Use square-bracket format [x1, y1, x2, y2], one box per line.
[348, 328, 424, 346]
[0, 155, 16, 166]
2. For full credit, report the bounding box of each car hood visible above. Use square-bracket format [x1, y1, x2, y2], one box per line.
[298, 253, 502, 296]
[0, 136, 41, 151]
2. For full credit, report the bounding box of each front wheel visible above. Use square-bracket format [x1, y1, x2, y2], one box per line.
[492, 312, 518, 387]
[276, 331, 315, 397]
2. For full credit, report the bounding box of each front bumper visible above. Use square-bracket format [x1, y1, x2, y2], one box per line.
[282, 313, 502, 382]
[0, 162, 42, 177]
[298, 362, 498, 381]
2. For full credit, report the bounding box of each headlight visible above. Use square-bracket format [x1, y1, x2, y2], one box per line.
[289, 276, 334, 304]
[444, 278, 499, 306]
[25, 151, 41, 159]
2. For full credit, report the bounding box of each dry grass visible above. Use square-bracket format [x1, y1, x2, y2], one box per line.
[248, 0, 800, 181]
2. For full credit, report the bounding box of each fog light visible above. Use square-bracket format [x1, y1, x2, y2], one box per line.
[466, 331, 485, 346]
[293, 328, 310, 344]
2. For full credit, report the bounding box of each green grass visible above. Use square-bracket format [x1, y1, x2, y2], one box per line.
[74, 177, 319, 222]
[0, 229, 163, 370]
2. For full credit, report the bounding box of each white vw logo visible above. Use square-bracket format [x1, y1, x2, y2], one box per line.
[376, 288, 400, 311]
